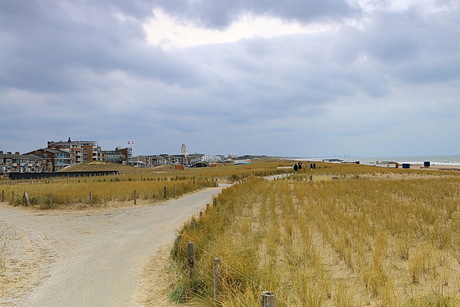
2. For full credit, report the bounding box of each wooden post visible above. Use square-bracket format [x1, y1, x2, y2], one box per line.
[260, 291, 276, 307]
[134, 189, 137, 205]
[23, 192, 30, 206]
[1, 190, 4, 202]
[213, 258, 221, 305]
[89, 191, 93, 206]
[12, 191, 14, 202]
[49, 193, 52, 206]
[164, 186, 167, 199]
[199, 211, 203, 217]
[187, 242, 195, 279]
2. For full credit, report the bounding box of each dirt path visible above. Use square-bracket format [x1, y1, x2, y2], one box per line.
[0, 186, 228, 306]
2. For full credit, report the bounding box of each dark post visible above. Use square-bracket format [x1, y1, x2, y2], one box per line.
[134, 189, 137, 205]
[49, 193, 52, 206]
[187, 242, 195, 279]
[1, 190, 4, 202]
[89, 191, 93, 206]
[164, 186, 167, 199]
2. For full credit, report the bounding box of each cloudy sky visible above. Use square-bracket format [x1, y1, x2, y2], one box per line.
[1, 0, 459, 158]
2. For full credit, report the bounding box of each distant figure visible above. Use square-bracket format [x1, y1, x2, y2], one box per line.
[298, 162, 302, 170]
[293, 163, 298, 172]
[313, 163, 316, 169]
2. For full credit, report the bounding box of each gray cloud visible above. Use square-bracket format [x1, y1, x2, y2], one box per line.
[0, 1, 201, 92]
[1, 1, 460, 157]
[154, 0, 359, 29]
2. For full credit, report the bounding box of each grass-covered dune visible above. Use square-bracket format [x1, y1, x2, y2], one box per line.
[169, 164, 460, 306]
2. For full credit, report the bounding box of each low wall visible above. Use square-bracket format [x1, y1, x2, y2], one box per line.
[8, 171, 119, 180]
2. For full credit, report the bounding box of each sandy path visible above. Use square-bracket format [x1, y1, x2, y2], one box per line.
[0, 186, 227, 306]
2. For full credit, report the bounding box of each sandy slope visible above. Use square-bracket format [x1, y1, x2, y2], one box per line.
[0, 186, 227, 306]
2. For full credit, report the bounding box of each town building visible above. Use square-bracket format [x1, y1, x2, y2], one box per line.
[47, 138, 102, 164]
[25, 148, 71, 172]
[0, 151, 44, 173]
[102, 147, 133, 165]
[133, 153, 205, 168]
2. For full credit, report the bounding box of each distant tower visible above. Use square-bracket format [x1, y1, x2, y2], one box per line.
[181, 143, 187, 156]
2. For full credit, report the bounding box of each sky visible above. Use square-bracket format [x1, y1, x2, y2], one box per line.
[1, 0, 460, 158]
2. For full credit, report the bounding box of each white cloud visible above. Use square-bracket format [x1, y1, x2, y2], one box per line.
[143, 8, 336, 48]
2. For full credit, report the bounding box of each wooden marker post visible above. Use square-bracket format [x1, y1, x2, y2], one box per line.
[187, 242, 195, 279]
[260, 291, 276, 307]
[23, 192, 30, 206]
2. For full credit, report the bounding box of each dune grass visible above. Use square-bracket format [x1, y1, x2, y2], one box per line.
[171, 165, 460, 306]
[0, 160, 292, 209]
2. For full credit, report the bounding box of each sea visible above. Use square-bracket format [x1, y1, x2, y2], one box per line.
[290, 155, 460, 167]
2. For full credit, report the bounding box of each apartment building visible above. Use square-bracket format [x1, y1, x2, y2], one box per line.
[47, 138, 102, 164]
[102, 147, 133, 164]
[0, 151, 44, 173]
[25, 148, 71, 172]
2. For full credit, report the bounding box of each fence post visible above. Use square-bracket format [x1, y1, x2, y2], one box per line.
[1, 190, 4, 202]
[23, 192, 30, 206]
[174, 184, 176, 196]
[89, 191, 93, 206]
[213, 258, 221, 305]
[187, 242, 195, 279]
[12, 191, 14, 202]
[164, 186, 167, 199]
[49, 193, 52, 206]
[260, 291, 276, 307]
[134, 189, 137, 205]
